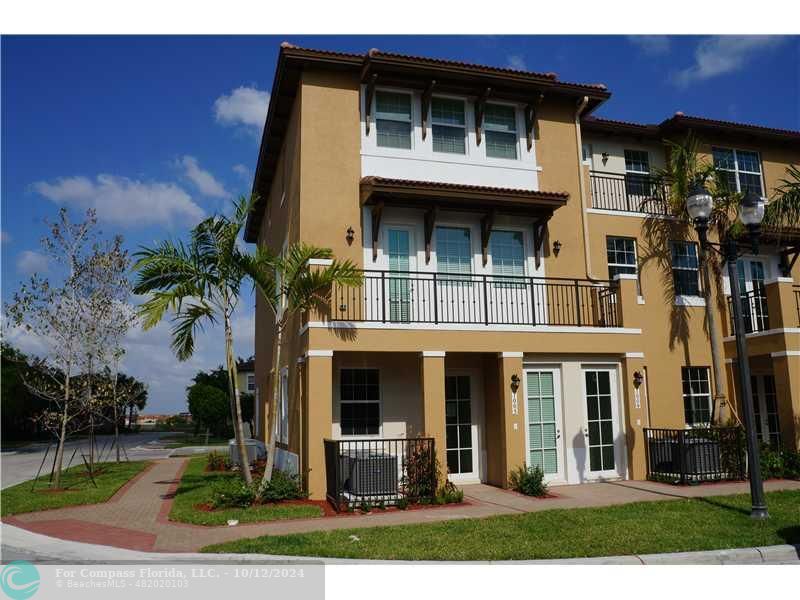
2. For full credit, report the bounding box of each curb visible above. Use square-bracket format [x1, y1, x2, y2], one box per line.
[2, 524, 798, 564]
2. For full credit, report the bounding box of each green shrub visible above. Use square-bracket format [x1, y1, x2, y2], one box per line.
[434, 480, 464, 505]
[782, 449, 800, 480]
[258, 470, 307, 503]
[206, 451, 227, 472]
[509, 465, 548, 497]
[210, 478, 257, 509]
[359, 500, 372, 514]
[396, 497, 409, 510]
[759, 445, 784, 479]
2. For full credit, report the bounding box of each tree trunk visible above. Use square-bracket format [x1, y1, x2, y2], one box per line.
[260, 321, 283, 491]
[224, 308, 253, 485]
[699, 247, 729, 424]
[113, 371, 120, 462]
[52, 374, 70, 489]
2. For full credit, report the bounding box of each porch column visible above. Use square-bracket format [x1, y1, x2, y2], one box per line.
[497, 352, 525, 487]
[621, 353, 647, 480]
[419, 351, 446, 485]
[305, 350, 333, 501]
[772, 352, 800, 451]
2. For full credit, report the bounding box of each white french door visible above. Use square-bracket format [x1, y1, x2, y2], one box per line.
[524, 368, 565, 482]
[386, 227, 415, 322]
[750, 374, 781, 447]
[445, 373, 482, 483]
[737, 258, 767, 332]
[581, 367, 624, 480]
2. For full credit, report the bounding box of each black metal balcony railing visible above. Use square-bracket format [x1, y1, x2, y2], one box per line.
[589, 171, 671, 215]
[794, 285, 800, 327]
[644, 427, 746, 484]
[331, 270, 621, 328]
[324, 438, 437, 511]
[728, 288, 769, 334]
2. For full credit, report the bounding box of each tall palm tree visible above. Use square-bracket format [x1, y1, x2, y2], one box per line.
[765, 164, 800, 231]
[645, 133, 739, 424]
[241, 243, 362, 491]
[133, 197, 263, 484]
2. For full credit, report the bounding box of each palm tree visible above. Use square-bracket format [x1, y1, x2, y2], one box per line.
[133, 197, 263, 484]
[765, 164, 800, 231]
[644, 133, 739, 424]
[242, 243, 362, 492]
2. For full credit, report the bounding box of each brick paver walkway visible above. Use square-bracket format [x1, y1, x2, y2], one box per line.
[5, 457, 800, 553]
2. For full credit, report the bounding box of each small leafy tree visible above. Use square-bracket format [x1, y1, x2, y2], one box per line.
[187, 383, 230, 438]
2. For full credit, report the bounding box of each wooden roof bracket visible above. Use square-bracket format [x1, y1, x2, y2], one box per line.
[480, 208, 496, 266]
[525, 93, 545, 151]
[424, 206, 438, 264]
[533, 215, 551, 270]
[420, 80, 437, 141]
[363, 73, 379, 135]
[370, 201, 384, 261]
[474, 87, 492, 146]
[779, 245, 799, 277]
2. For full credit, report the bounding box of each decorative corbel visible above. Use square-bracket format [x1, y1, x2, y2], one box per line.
[524, 93, 544, 151]
[421, 80, 437, 141]
[474, 87, 492, 146]
[364, 73, 379, 135]
[779, 246, 799, 277]
[371, 201, 384, 261]
[424, 207, 438, 264]
[480, 209, 496, 266]
[532, 216, 550, 269]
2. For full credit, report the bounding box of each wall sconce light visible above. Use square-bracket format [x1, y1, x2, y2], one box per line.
[510, 374, 521, 393]
[346, 226, 355, 245]
[633, 371, 644, 389]
[552, 240, 562, 257]
[601, 151, 609, 165]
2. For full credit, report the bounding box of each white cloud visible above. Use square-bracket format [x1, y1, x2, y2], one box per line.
[32, 174, 205, 228]
[213, 86, 270, 135]
[627, 35, 671, 56]
[671, 36, 786, 88]
[16, 250, 49, 275]
[177, 155, 228, 198]
[507, 55, 527, 71]
[232, 164, 251, 181]
[1, 230, 11, 244]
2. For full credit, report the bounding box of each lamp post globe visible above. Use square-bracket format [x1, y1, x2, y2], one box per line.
[740, 190, 766, 226]
[686, 180, 713, 222]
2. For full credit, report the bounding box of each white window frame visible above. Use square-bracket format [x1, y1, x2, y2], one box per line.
[374, 90, 414, 151]
[483, 101, 520, 161]
[246, 373, 255, 392]
[430, 96, 467, 156]
[623, 149, 650, 175]
[606, 236, 639, 279]
[276, 238, 288, 318]
[338, 367, 382, 438]
[712, 147, 764, 195]
[670, 240, 701, 299]
[278, 368, 289, 444]
[682, 366, 712, 427]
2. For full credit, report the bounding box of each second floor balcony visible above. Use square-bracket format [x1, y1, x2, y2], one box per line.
[330, 270, 621, 328]
[589, 170, 671, 216]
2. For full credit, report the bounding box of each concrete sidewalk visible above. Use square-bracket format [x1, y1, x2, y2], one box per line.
[4, 457, 800, 553]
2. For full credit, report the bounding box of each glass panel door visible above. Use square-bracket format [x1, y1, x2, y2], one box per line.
[584, 370, 616, 474]
[445, 375, 474, 477]
[525, 369, 563, 481]
[489, 230, 528, 324]
[751, 374, 781, 448]
[387, 228, 411, 322]
[436, 227, 476, 323]
[737, 259, 767, 332]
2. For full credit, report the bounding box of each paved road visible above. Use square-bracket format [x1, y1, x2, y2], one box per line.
[0, 432, 222, 489]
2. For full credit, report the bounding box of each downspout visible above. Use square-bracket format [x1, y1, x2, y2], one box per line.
[574, 95, 599, 281]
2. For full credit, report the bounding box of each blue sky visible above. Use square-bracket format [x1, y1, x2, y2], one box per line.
[2, 35, 798, 413]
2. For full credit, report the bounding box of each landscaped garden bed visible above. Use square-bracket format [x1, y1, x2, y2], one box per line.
[1, 461, 150, 516]
[201, 489, 800, 560]
[167, 455, 324, 526]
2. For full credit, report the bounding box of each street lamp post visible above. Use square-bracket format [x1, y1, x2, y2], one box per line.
[686, 182, 769, 520]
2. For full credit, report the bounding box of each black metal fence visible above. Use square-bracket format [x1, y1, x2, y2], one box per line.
[589, 171, 671, 215]
[331, 271, 621, 328]
[644, 427, 746, 484]
[727, 288, 769, 334]
[324, 437, 437, 511]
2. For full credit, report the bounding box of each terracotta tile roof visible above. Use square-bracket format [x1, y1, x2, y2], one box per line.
[582, 116, 656, 129]
[360, 176, 569, 199]
[659, 112, 800, 138]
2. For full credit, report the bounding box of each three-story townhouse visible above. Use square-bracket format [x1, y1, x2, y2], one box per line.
[245, 43, 800, 505]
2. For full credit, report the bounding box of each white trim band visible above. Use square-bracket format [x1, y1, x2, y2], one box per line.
[624, 352, 645, 359]
[614, 273, 639, 281]
[723, 328, 800, 341]
[306, 349, 334, 357]
[586, 207, 678, 220]
[675, 295, 706, 307]
[421, 351, 446, 357]
[306, 258, 334, 267]
[305, 321, 642, 335]
[765, 276, 794, 285]
[499, 352, 524, 358]
[770, 350, 800, 358]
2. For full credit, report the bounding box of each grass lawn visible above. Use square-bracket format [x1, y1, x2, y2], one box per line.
[169, 456, 322, 526]
[202, 489, 800, 560]
[1, 461, 149, 517]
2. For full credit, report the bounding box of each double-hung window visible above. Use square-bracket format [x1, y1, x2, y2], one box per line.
[246, 374, 255, 392]
[606, 237, 638, 281]
[490, 230, 526, 295]
[431, 97, 466, 154]
[712, 147, 763, 195]
[682, 367, 711, 426]
[484, 103, 518, 159]
[375, 91, 412, 149]
[624, 149, 651, 197]
[436, 226, 473, 278]
[670, 241, 700, 297]
[340, 369, 380, 436]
